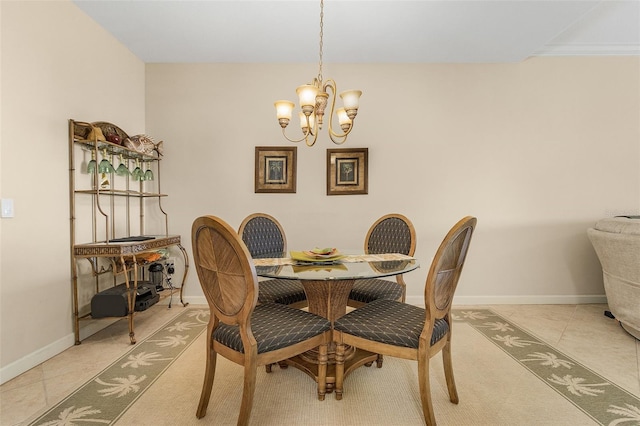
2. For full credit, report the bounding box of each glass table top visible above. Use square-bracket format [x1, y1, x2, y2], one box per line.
[255, 256, 419, 281]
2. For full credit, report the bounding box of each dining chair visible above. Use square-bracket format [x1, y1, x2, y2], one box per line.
[334, 216, 477, 426]
[192, 215, 331, 425]
[238, 213, 308, 309]
[348, 213, 417, 308]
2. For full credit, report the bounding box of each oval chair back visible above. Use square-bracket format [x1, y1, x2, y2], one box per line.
[192, 215, 258, 327]
[349, 213, 417, 307]
[425, 216, 477, 329]
[238, 213, 308, 308]
[238, 213, 286, 259]
[365, 213, 416, 256]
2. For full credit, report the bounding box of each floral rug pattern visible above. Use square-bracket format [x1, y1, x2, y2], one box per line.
[29, 308, 639, 425]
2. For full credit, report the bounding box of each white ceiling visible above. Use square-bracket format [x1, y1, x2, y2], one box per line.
[73, 0, 640, 63]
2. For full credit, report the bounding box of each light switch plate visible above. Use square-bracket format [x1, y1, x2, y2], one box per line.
[1, 198, 14, 218]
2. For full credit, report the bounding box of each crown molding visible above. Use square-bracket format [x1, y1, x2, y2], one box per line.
[534, 44, 640, 57]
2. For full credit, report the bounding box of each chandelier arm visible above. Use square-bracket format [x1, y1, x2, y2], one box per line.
[306, 132, 319, 147]
[328, 133, 349, 145]
[323, 79, 352, 144]
[308, 114, 320, 146]
[281, 127, 316, 145]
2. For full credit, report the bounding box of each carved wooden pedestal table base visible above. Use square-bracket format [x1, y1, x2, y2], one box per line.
[285, 279, 378, 393]
[254, 253, 419, 393]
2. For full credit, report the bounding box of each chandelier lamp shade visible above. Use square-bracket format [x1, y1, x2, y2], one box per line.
[274, 0, 362, 147]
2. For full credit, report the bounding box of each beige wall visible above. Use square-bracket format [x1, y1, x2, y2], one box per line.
[146, 58, 639, 307]
[0, 1, 145, 382]
[1, 0, 639, 385]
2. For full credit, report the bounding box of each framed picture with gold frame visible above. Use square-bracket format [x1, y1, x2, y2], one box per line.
[255, 146, 297, 193]
[326, 148, 368, 195]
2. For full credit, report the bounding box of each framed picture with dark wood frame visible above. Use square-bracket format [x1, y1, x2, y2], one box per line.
[255, 146, 297, 193]
[326, 148, 368, 195]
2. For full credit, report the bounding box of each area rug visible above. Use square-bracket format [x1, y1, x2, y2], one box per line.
[29, 308, 210, 426]
[28, 308, 639, 426]
[454, 310, 640, 426]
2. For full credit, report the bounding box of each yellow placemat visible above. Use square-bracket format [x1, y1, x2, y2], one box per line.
[253, 253, 415, 267]
[343, 253, 415, 262]
[291, 263, 349, 273]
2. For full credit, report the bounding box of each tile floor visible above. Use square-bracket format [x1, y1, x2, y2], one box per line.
[1, 302, 638, 426]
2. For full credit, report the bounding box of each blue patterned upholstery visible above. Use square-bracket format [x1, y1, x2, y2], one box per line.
[349, 215, 415, 305]
[334, 299, 449, 348]
[367, 217, 413, 255]
[257, 279, 308, 305]
[348, 278, 404, 304]
[241, 216, 285, 259]
[214, 303, 330, 354]
[239, 214, 307, 307]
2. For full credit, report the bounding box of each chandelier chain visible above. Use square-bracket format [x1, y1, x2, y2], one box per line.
[318, 0, 324, 83]
[273, 0, 361, 146]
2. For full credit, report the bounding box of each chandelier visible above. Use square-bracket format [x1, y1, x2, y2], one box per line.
[274, 0, 362, 147]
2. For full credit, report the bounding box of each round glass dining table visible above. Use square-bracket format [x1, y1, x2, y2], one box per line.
[254, 253, 420, 392]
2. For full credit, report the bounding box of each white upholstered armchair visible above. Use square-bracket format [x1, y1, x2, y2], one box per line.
[588, 217, 640, 340]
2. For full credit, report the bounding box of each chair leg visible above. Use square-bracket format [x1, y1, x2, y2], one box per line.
[196, 334, 217, 419]
[317, 342, 328, 401]
[335, 343, 345, 400]
[442, 340, 459, 404]
[417, 356, 437, 426]
[237, 359, 258, 426]
[376, 354, 384, 368]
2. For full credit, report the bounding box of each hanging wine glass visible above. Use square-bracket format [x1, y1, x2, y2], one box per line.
[86, 150, 97, 174]
[115, 154, 130, 177]
[143, 162, 154, 181]
[139, 161, 148, 181]
[98, 148, 115, 174]
[131, 159, 143, 181]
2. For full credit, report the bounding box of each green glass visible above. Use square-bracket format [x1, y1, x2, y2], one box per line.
[115, 155, 130, 177]
[86, 151, 97, 174]
[131, 159, 143, 181]
[98, 149, 115, 174]
[143, 163, 154, 181]
[98, 159, 115, 174]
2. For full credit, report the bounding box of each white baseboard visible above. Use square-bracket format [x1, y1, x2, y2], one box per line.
[186, 294, 608, 307]
[0, 317, 120, 385]
[185, 294, 608, 307]
[1, 293, 607, 385]
[0, 299, 194, 385]
[406, 294, 608, 306]
[183, 295, 208, 306]
[0, 333, 73, 385]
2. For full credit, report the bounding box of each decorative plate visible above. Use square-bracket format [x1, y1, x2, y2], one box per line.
[291, 249, 344, 263]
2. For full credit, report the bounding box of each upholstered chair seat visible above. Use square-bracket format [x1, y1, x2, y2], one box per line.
[348, 278, 405, 305]
[254, 278, 308, 306]
[335, 299, 449, 348]
[214, 303, 330, 353]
